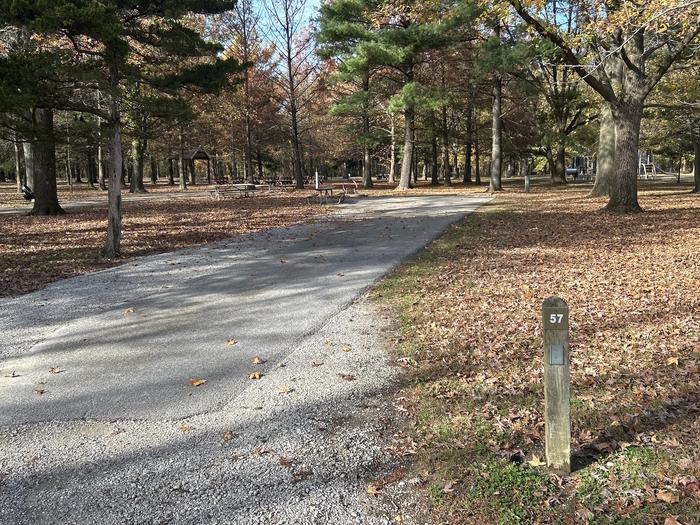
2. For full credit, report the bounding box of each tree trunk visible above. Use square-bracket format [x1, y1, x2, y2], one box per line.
[189, 159, 196, 185]
[87, 150, 96, 188]
[475, 130, 481, 185]
[464, 102, 473, 184]
[120, 156, 127, 188]
[129, 139, 147, 193]
[256, 149, 264, 181]
[98, 147, 106, 190]
[554, 143, 566, 183]
[398, 105, 414, 190]
[521, 158, 531, 193]
[23, 141, 34, 190]
[489, 75, 503, 191]
[244, 124, 254, 184]
[104, 73, 123, 258]
[591, 102, 616, 197]
[30, 108, 64, 215]
[74, 160, 82, 183]
[13, 132, 23, 193]
[389, 115, 397, 183]
[431, 135, 439, 185]
[692, 130, 699, 193]
[150, 157, 158, 184]
[178, 128, 186, 191]
[412, 145, 418, 185]
[442, 105, 451, 186]
[605, 105, 643, 212]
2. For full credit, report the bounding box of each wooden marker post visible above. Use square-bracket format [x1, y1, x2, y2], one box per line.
[542, 296, 571, 475]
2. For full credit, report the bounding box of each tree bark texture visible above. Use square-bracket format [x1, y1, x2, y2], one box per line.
[30, 108, 64, 216]
[590, 102, 615, 197]
[398, 105, 414, 190]
[104, 74, 123, 258]
[13, 132, 23, 193]
[605, 104, 643, 212]
[23, 141, 34, 190]
[692, 133, 699, 193]
[489, 75, 503, 191]
[129, 139, 147, 193]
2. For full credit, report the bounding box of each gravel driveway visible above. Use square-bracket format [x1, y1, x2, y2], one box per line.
[0, 195, 489, 524]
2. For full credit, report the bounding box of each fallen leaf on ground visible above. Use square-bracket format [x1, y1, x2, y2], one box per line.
[48, 367, 63, 374]
[278, 456, 294, 468]
[0, 194, 322, 299]
[337, 373, 355, 381]
[223, 431, 234, 441]
[279, 385, 294, 394]
[226, 339, 238, 346]
[189, 378, 207, 387]
[252, 356, 265, 365]
[666, 356, 679, 366]
[179, 424, 189, 433]
[443, 481, 457, 493]
[249, 372, 263, 380]
[367, 468, 407, 495]
[528, 455, 546, 467]
[664, 516, 683, 525]
[340, 346, 352, 352]
[657, 491, 679, 503]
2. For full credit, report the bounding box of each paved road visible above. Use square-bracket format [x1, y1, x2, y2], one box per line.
[0, 194, 489, 524]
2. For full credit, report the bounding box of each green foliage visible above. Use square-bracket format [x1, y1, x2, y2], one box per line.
[470, 459, 554, 524]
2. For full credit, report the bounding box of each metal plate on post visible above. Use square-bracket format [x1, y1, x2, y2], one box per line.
[549, 344, 565, 365]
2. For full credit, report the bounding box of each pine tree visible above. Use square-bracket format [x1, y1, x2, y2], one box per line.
[0, 0, 242, 254]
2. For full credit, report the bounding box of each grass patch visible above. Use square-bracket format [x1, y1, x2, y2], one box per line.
[374, 181, 700, 524]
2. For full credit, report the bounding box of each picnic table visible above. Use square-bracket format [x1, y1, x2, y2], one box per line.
[208, 183, 257, 199]
[310, 185, 345, 204]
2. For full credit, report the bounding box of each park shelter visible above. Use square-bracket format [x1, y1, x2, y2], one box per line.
[170, 148, 212, 184]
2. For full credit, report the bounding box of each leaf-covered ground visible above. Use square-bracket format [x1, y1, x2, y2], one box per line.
[0, 181, 205, 208]
[375, 182, 699, 525]
[0, 191, 324, 297]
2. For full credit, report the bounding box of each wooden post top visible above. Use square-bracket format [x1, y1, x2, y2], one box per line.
[542, 296, 568, 309]
[542, 296, 569, 331]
